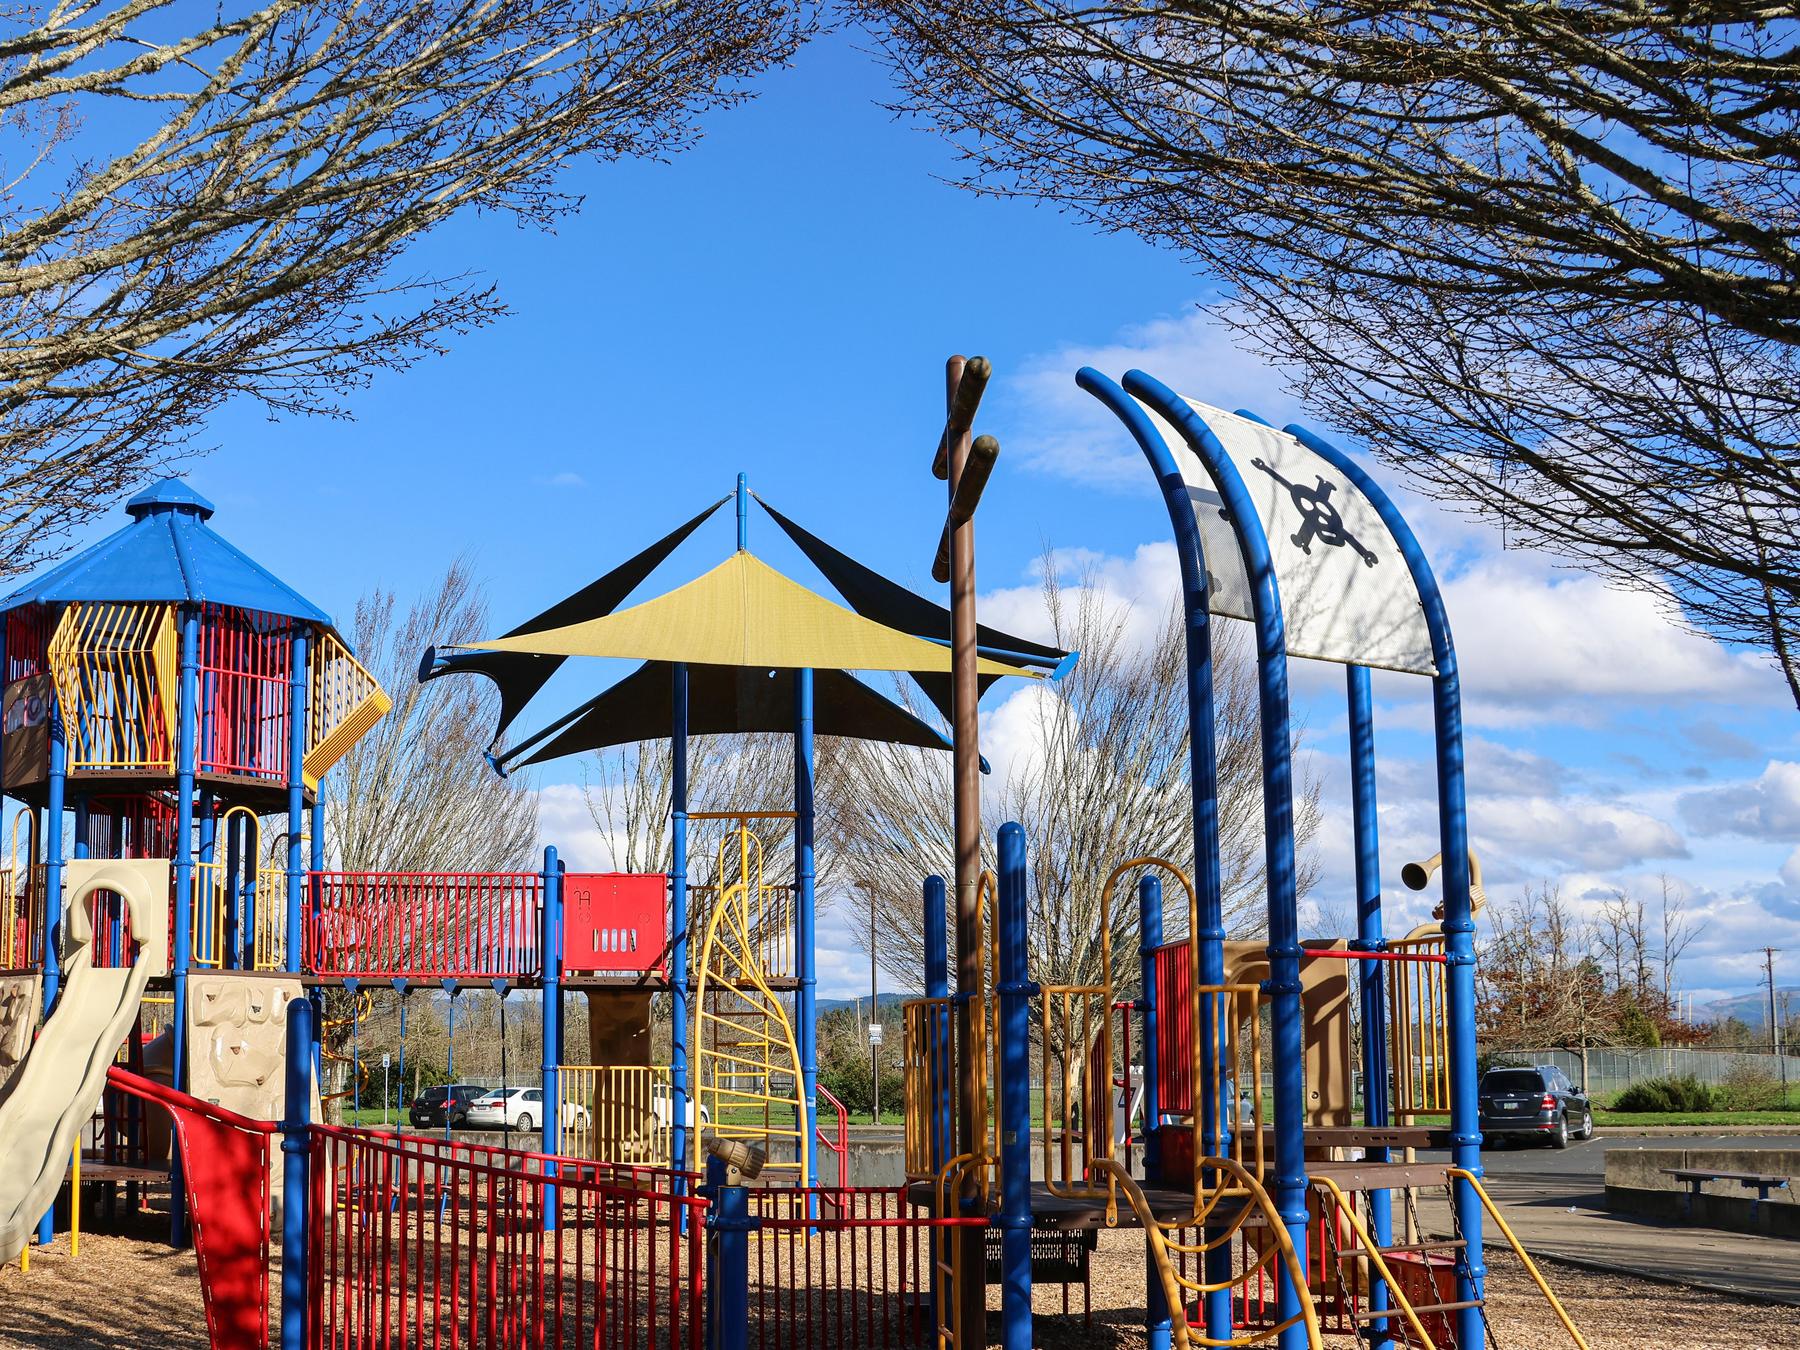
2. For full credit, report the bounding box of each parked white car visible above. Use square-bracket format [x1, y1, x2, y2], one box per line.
[463, 1087, 587, 1131]
[650, 1081, 709, 1129]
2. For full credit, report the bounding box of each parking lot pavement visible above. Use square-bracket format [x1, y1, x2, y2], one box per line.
[1409, 1133, 1800, 1303]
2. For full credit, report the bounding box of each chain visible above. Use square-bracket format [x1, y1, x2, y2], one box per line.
[1444, 1179, 1497, 1350]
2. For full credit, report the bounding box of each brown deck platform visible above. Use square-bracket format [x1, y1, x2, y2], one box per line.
[71, 1162, 168, 1184]
[906, 1160, 1453, 1230]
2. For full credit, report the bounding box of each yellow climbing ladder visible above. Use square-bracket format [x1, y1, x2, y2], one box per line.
[692, 825, 807, 1182]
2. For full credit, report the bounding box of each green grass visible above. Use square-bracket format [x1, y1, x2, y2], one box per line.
[1591, 1108, 1800, 1127]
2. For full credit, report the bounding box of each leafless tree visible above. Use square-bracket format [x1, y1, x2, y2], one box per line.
[1659, 874, 1697, 1007]
[1596, 890, 1652, 1000]
[859, 1, 1800, 702]
[1477, 883, 1611, 1054]
[0, 0, 807, 577]
[823, 560, 1321, 1001]
[327, 559, 538, 873]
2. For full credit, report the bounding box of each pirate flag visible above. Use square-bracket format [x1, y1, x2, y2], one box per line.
[1138, 395, 1436, 677]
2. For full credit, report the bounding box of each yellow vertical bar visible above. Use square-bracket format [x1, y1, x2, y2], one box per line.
[69, 1142, 79, 1258]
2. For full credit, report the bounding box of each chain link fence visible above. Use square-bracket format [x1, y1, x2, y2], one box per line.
[1487, 1046, 1800, 1098]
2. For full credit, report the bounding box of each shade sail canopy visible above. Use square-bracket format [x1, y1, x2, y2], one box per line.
[509, 662, 952, 768]
[4, 479, 332, 626]
[757, 496, 1068, 721]
[467, 551, 1040, 678]
[419, 497, 725, 746]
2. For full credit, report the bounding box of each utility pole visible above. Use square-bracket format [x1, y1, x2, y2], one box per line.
[870, 887, 881, 1125]
[1766, 948, 1781, 1058]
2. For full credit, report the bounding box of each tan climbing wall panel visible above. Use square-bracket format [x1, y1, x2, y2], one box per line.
[1222, 939, 1355, 1126]
[0, 970, 40, 1094]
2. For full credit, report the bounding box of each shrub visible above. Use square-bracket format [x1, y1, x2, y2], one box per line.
[1610, 1074, 1717, 1113]
[1718, 1061, 1785, 1112]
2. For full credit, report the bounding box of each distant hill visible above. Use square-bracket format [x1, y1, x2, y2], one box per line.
[817, 992, 913, 1016]
[1692, 986, 1800, 1029]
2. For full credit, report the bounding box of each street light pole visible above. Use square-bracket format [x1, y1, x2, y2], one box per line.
[870, 888, 880, 1125]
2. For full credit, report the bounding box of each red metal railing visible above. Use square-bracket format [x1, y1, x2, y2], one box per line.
[311, 1125, 705, 1350]
[5, 605, 49, 683]
[305, 872, 544, 979]
[199, 605, 294, 781]
[744, 1186, 982, 1350]
[815, 1084, 850, 1187]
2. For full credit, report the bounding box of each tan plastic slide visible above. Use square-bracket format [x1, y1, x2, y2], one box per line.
[0, 858, 169, 1264]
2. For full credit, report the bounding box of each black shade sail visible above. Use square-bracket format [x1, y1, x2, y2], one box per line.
[755, 496, 1069, 722]
[505, 662, 954, 770]
[419, 497, 727, 746]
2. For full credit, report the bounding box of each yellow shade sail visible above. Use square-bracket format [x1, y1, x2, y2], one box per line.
[469, 551, 1040, 678]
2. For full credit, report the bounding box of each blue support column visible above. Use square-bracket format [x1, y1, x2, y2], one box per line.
[794, 666, 818, 1190]
[169, 603, 200, 1248]
[1288, 423, 1485, 1350]
[705, 1156, 758, 1350]
[670, 663, 691, 1181]
[1348, 664, 1394, 1350]
[1127, 374, 1309, 1347]
[1079, 368, 1235, 1342]
[41, 700, 66, 1012]
[197, 792, 215, 965]
[280, 994, 314, 1350]
[285, 629, 308, 973]
[309, 800, 324, 876]
[995, 823, 1034, 1350]
[225, 810, 243, 970]
[541, 846, 562, 1227]
[1139, 875, 1172, 1350]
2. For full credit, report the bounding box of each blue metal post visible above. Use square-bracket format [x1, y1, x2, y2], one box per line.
[995, 823, 1034, 1350]
[735, 472, 748, 552]
[224, 808, 243, 969]
[1128, 374, 1309, 1347]
[706, 1160, 758, 1350]
[1139, 875, 1172, 1350]
[1348, 664, 1394, 1349]
[921, 882, 950, 1180]
[41, 700, 65, 1012]
[285, 628, 308, 972]
[280, 994, 314, 1350]
[309, 800, 324, 877]
[541, 846, 561, 1226]
[197, 792, 215, 965]
[1287, 422, 1485, 1350]
[1079, 368, 1234, 1341]
[794, 666, 818, 1190]
[169, 602, 200, 1248]
[670, 663, 691, 1181]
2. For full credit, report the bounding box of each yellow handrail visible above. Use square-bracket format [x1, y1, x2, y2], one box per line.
[1089, 1156, 1323, 1350]
[1448, 1167, 1591, 1349]
[1310, 1175, 1440, 1350]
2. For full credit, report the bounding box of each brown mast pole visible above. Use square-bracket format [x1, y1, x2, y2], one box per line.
[945, 354, 987, 1343]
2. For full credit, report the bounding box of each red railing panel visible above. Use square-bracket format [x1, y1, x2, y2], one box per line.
[561, 872, 669, 976]
[305, 872, 544, 979]
[310, 1125, 705, 1350]
[1153, 941, 1195, 1116]
[198, 605, 293, 781]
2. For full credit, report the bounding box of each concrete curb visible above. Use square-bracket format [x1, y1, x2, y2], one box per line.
[1498, 1242, 1800, 1307]
[1594, 1125, 1800, 1137]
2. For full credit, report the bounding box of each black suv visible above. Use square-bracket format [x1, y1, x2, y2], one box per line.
[1479, 1065, 1592, 1148]
[409, 1083, 486, 1129]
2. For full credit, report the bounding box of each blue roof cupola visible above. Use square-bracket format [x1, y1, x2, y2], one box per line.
[124, 478, 217, 521]
[3, 477, 332, 626]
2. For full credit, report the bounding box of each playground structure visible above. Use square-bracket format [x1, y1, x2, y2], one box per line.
[0, 360, 1597, 1350]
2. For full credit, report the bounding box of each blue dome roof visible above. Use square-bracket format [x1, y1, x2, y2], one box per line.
[4, 479, 332, 626]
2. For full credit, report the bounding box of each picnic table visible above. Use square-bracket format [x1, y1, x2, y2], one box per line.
[1660, 1167, 1791, 1220]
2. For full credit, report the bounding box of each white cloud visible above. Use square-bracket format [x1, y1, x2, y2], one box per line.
[1002, 308, 1305, 487]
[1679, 761, 1800, 840]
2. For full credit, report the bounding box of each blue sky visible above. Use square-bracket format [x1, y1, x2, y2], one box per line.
[46, 34, 1800, 1006]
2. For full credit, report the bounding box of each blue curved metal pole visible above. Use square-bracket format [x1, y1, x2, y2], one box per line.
[1286, 421, 1484, 1350]
[1348, 664, 1394, 1350]
[1125, 371, 1309, 1347]
[670, 663, 691, 1184]
[1078, 368, 1235, 1340]
[995, 822, 1034, 1350]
